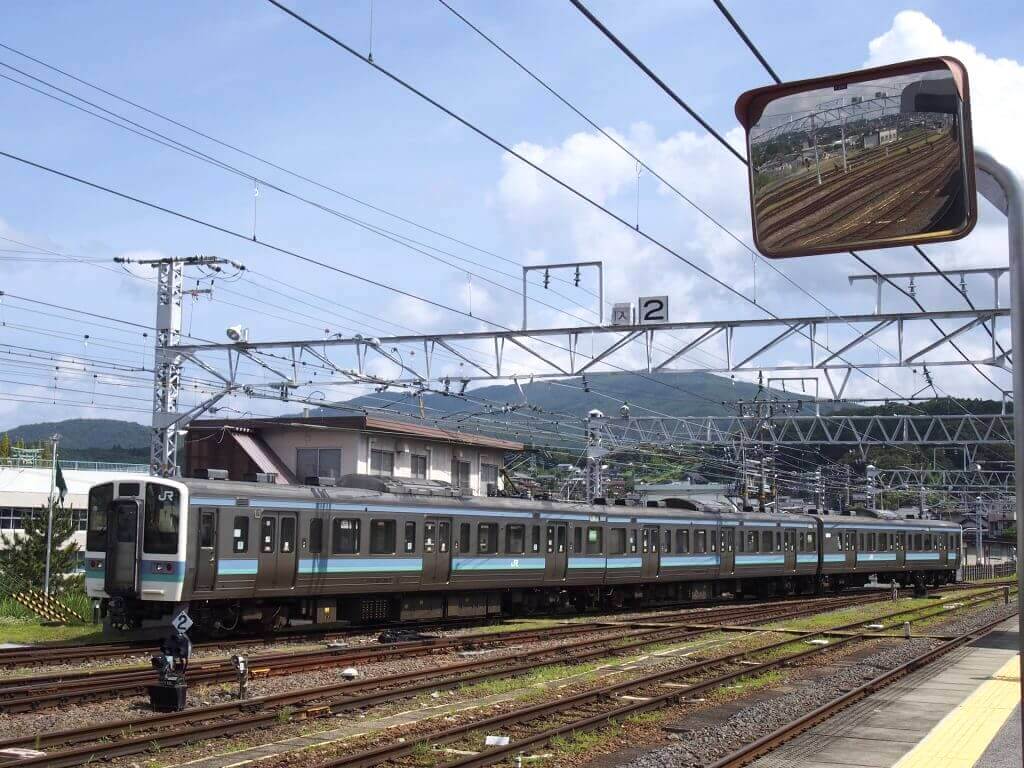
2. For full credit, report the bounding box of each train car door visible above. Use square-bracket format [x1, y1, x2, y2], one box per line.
[105, 499, 140, 595]
[719, 526, 735, 576]
[641, 526, 660, 578]
[423, 518, 452, 584]
[545, 523, 568, 580]
[256, 513, 298, 589]
[195, 509, 217, 592]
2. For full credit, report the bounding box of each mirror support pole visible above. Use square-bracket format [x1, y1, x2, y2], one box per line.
[975, 148, 1024, 757]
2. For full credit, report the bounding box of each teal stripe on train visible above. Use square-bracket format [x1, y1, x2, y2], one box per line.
[452, 557, 545, 571]
[822, 553, 847, 563]
[662, 555, 718, 567]
[796, 553, 818, 564]
[606, 558, 643, 569]
[299, 557, 423, 574]
[906, 552, 941, 561]
[568, 557, 606, 569]
[736, 554, 785, 565]
[218, 559, 259, 575]
[857, 553, 898, 563]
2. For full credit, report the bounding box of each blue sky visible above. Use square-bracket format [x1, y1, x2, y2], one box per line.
[1, 1, 1022, 430]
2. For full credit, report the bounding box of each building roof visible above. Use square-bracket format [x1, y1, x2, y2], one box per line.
[189, 415, 524, 451]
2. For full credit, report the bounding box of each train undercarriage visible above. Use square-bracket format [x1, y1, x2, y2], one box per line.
[102, 568, 957, 635]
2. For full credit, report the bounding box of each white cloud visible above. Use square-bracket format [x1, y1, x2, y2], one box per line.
[866, 11, 1024, 177]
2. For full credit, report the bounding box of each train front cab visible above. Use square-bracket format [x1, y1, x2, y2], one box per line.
[85, 477, 187, 628]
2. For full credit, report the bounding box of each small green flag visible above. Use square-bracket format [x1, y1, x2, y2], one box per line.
[55, 460, 68, 504]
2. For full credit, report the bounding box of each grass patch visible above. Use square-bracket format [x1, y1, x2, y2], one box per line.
[711, 669, 784, 701]
[459, 659, 612, 698]
[548, 727, 613, 758]
[0, 615, 103, 644]
[466, 619, 568, 635]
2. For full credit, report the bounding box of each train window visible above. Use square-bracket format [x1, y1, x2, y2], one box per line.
[404, 521, 416, 553]
[261, 517, 276, 554]
[280, 517, 296, 554]
[199, 511, 215, 549]
[806, 531, 815, 550]
[233, 516, 249, 552]
[506, 524, 526, 555]
[775, 531, 782, 552]
[309, 519, 323, 554]
[332, 518, 360, 554]
[628, 529, 637, 554]
[716, 530, 727, 553]
[762, 531, 772, 552]
[573, 526, 583, 553]
[370, 520, 397, 554]
[531, 526, 540, 553]
[640, 528, 650, 554]
[557, 526, 567, 554]
[913, 533, 922, 551]
[460, 523, 471, 553]
[746, 531, 758, 553]
[424, 522, 435, 554]
[87, 483, 113, 551]
[144, 483, 180, 555]
[609, 528, 627, 555]
[119, 482, 140, 497]
[798, 532, 806, 551]
[924, 533, 932, 550]
[736, 530, 744, 553]
[677, 529, 690, 553]
[694, 530, 707, 554]
[588, 527, 603, 555]
[546, 525, 555, 553]
[477, 523, 498, 554]
[662, 529, 671, 554]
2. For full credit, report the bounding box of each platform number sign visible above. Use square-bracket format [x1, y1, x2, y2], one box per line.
[171, 610, 194, 634]
[638, 296, 669, 325]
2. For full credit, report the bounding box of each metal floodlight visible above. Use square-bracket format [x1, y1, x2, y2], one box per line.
[225, 325, 248, 343]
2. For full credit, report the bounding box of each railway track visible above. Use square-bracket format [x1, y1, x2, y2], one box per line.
[0, 587, 1007, 768]
[0, 594, 876, 712]
[307, 586, 1017, 768]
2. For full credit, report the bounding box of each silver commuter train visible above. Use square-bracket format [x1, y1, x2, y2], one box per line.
[84, 474, 962, 633]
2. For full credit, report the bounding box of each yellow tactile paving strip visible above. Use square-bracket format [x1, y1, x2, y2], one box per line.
[892, 654, 1020, 768]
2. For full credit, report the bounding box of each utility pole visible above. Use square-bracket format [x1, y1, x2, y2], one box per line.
[976, 495, 985, 566]
[584, 410, 606, 502]
[117, 255, 243, 477]
[43, 433, 59, 596]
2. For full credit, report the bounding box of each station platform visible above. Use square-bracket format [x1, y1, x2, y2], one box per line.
[749, 617, 1021, 768]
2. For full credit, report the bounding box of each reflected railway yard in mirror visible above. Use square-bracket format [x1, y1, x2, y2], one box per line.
[749, 68, 970, 256]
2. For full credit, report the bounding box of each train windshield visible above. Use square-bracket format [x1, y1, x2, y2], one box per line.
[143, 483, 181, 555]
[87, 483, 113, 551]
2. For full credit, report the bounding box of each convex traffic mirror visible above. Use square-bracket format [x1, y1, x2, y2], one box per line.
[735, 57, 976, 258]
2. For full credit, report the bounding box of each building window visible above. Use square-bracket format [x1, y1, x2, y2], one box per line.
[480, 463, 499, 490]
[71, 508, 87, 531]
[296, 448, 341, 483]
[370, 449, 395, 477]
[0, 507, 25, 530]
[370, 519, 396, 554]
[411, 454, 428, 479]
[451, 459, 471, 490]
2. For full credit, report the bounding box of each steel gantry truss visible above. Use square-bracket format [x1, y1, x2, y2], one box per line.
[873, 468, 1016, 492]
[170, 306, 1010, 394]
[588, 413, 1014, 450]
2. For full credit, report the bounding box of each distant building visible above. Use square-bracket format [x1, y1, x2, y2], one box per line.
[185, 415, 523, 497]
[0, 460, 148, 559]
[863, 127, 897, 149]
[635, 475, 737, 511]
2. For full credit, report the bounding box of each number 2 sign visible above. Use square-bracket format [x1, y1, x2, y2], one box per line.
[638, 296, 669, 324]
